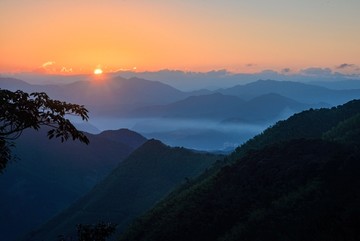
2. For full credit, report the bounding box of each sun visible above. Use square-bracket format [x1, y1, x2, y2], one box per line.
[94, 68, 103, 75]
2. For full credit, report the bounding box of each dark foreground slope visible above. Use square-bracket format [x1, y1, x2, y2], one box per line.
[231, 99, 360, 159]
[24, 140, 222, 241]
[119, 100, 360, 241]
[0, 129, 146, 241]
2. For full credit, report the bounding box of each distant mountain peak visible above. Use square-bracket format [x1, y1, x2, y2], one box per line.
[99, 128, 145, 137]
[98, 128, 147, 149]
[248, 92, 299, 102]
[137, 139, 167, 150]
[0, 77, 32, 90]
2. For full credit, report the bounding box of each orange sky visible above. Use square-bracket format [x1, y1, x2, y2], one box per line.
[1, 0, 360, 74]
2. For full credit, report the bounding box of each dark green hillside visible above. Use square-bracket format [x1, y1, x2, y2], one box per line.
[232, 99, 360, 159]
[24, 140, 221, 241]
[119, 100, 360, 241]
[323, 113, 360, 147]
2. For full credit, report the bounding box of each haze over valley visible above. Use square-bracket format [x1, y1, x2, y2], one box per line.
[2, 74, 359, 151]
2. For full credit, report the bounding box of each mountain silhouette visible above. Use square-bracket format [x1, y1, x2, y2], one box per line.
[23, 140, 222, 241]
[0, 76, 188, 116]
[129, 92, 309, 122]
[117, 99, 360, 241]
[219, 79, 360, 105]
[0, 128, 146, 241]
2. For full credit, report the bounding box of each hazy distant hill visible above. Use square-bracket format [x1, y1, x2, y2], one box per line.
[129, 93, 245, 119]
[2, 76, 359, 151]
[0, 76, 189, 116]
[116, 69, 360, 91]
[219, 79, 360, 105]
[3, 77, 358, 118]
[23, 140, 222, 241]
[2, 76, 359, 117]
[130, 93, 308, 122]
[127, 93, 311, 150]
[309, 79, 360, 90]
[118, 99, 360, 241]
[224, 93, 310, 123]
[0, 77, 33, 90]
[0, 129, 146, 241]
[56, 77, 190, 115]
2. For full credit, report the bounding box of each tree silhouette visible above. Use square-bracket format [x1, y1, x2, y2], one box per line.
[77, 222, 117, 241]
[57, 222, 117, 241]
[0, 89, 90, 172]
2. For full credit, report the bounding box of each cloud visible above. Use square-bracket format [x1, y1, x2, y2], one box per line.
[336, 63, 356, 69]
[300, 67, 332, 76]
[245, 63, 256, 67]
[204, 69, 230, 77]
[61, 67, 73, 73]
[281, 68, 291, 73]
[336, 63, 355, 69]
[259, 69, 279, 75]
[36, 61, 57, 73]
[42, 61, 56, 68]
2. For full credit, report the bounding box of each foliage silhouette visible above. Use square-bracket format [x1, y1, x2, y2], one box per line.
[0, 89, 89, 172]
[57, 222, 116, 241]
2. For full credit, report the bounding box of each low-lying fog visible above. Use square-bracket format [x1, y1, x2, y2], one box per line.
[82, 117, 275, 152]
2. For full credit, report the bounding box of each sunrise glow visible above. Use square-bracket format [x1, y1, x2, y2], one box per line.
[94, 68, 103, 75]
[1, 0, 360, 74]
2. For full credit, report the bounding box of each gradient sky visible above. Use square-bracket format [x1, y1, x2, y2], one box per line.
[1, 0, 360, 74]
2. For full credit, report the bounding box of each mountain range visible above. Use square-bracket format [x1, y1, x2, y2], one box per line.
[128, 92, 308, 122]
[218, 79, 360, 105]
[115, 69, 360, 91]
[3, 76, 359, 151]
[0, 128, 146, 241]
[117, 99, 360, 241]
[0, 76, 189, 116]
[23, 139, 222, 241]
[2, 75, 360, 241]
[19, 99, 360, 241]
[1, 77, 358, 118]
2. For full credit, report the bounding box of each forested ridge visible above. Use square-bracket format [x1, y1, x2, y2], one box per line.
[118, 99, 360, 241]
